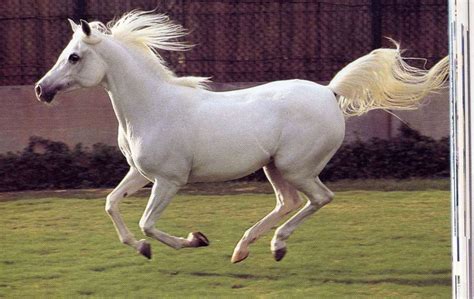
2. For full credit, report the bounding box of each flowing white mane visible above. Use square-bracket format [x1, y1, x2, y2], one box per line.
[101, 11, 211, 89]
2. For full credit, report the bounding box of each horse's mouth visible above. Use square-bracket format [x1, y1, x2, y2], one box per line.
[40, 92, 56, 103]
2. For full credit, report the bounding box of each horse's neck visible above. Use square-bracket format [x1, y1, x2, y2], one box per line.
[102, 45, 172, 135]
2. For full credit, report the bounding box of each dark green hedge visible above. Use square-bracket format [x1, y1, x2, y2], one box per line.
[0, 126, 449, 191]
[0, 137, 128, 191]
[320, 126, 450, 181]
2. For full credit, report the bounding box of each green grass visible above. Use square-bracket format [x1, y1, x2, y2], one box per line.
[0, 191, 451, 298]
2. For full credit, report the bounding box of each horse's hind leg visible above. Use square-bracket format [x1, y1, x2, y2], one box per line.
[231, 162, 303, 263]
[270, 177, 334, 261]
[105, 167, 150, 256]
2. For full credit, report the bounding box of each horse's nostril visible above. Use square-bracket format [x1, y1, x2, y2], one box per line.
[35, 84, 42, 97]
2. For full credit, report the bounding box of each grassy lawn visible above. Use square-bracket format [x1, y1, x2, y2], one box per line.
[0, 190, 450, 298]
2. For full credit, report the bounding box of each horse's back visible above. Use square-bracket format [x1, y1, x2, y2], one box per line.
[212, 79, 342, 122]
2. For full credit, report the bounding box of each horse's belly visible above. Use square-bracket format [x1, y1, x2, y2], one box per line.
[188, 145, 271, 183]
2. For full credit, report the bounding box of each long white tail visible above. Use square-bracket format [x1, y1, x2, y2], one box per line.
[328, 42, 449, 116]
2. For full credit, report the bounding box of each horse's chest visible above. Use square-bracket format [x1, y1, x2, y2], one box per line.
[119, 134, 191, 183]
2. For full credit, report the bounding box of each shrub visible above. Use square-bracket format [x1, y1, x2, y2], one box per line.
[319, 125, 450, 181]
[0, 137, 128, 191]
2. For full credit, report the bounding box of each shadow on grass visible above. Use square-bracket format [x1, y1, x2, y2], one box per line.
[313, 277, 450, 287]
[186, 271, 279, 280]
[175, 270, 450, 287]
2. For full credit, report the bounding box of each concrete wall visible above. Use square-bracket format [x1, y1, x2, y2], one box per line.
[346, 90, 450, 142]
[0, 86, 117, 153]
[0, 84, 449, 153]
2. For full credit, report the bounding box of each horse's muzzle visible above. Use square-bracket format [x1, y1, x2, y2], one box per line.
[35, 84, 57, 103]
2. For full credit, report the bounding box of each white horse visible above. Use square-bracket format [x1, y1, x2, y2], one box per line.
[35, 11, 448, 263]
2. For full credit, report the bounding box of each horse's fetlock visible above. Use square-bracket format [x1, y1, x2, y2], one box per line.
[274, 229, 287, 242]
[120, 236, 134, 245]
[140, 224, 153, 237]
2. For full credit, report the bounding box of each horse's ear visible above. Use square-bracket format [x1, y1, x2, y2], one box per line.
[68, 18, 78, 32]
[78, 19, 101, 44]
[80, 19, 91, 36]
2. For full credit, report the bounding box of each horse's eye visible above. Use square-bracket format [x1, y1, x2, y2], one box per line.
[68, 53, 80, 64]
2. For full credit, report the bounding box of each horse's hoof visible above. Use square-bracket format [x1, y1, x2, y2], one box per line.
[272, 247, 287, 262]
[137, 240, 152, 259]
[190, 232, 210, 247]
[231, 249, 249, 263]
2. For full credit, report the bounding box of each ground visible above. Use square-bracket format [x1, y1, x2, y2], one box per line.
[0, 180, 451, 298]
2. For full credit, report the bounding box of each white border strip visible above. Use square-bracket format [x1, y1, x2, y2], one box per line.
[450, 0, 473, 298]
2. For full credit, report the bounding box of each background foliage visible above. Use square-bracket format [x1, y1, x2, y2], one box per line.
[0, 126, 449, 191]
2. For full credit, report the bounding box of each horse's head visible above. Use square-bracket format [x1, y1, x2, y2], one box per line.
[35, 19, 106, 103]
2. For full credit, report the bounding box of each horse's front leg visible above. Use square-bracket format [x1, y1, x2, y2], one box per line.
[138, 179, 209, 257]
[105, 167, 149, 255]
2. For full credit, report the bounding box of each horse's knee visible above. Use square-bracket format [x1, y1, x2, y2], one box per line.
[105, 191, 129, 215]
[105, 195, 117, 215]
